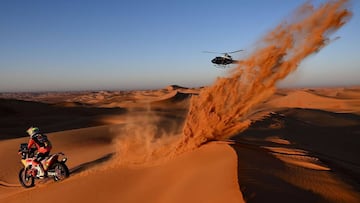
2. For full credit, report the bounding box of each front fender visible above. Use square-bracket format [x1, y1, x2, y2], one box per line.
[21, 159, 33, 167]
[57, 152, 67, 163]
[21, 159, 27, 166]
[60, 156, 68, 163]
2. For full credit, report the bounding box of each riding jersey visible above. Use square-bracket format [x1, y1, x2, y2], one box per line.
[28, 133, 52, 153]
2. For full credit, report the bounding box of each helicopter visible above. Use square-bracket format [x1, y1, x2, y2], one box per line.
[203, 49, 244, 68]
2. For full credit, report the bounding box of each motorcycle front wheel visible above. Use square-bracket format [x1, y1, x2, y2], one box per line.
[18, 167, 35, 188]
[51, 162, 69, 181]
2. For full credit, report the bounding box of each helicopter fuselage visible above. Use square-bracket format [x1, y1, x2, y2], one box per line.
[211, 56, 238, 65]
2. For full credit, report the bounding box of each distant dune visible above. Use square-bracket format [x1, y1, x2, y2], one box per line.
[1, 86, 360, 202]
[265, 88, 360, 114]
[0, 98, 127, 139]
[150, 90, 193, 108]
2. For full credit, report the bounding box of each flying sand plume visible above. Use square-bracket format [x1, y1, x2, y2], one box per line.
[111, 110, 182, 166]
[112, 0, 352, 165]
[174, 0, 352, 153]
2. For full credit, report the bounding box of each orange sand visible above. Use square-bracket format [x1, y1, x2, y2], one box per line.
[1, 86, 360, 202]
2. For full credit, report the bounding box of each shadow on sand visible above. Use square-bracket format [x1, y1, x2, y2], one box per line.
[230, 108, 360, 202]
[70, 153, 114, 175]
[230, 140, 325, 203]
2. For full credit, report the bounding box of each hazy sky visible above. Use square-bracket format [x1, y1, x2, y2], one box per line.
[0, 0, 359, 92]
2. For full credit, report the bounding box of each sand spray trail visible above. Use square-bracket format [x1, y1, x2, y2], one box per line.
[174, 0, 352, 154]
[109, 110, 182, 167]
[110, 0, 352, 166]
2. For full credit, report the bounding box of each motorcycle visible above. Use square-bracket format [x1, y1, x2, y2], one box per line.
[18, 143, 70, 188]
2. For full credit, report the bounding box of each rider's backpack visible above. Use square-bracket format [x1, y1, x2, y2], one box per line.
[33, 133, 52, 148]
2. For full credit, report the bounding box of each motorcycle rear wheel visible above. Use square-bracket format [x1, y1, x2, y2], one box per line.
[19, 167, 35, 188]
[52, 162, 69, 181]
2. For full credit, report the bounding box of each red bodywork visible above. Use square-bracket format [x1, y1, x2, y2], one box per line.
[21, 154, 60, 171]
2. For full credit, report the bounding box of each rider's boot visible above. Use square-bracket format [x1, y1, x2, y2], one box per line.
[38, 163, 46, 179]
[34, 162, 45, 179]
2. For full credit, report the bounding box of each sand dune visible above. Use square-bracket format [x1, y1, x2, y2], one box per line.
[0, 98, 127, 139]
[265, 88, 360, 114]
[0, 125, 243, 203]
[0, 88, 195, 137]
[150, 90, 193, 109]
[1, 86, 360, 202]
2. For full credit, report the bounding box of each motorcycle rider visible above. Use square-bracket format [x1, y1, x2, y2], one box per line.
[27, 127, 52, 178]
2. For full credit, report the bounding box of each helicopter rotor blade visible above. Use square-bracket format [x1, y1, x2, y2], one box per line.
[203, 49, 244, 55]
[227, 49, 244, 54]
[202, 51, 223, 54]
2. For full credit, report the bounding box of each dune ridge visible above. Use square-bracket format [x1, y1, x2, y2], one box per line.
[266, 88, 360, 114]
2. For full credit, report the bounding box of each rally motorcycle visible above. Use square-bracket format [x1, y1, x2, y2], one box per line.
[18, 143, 69, 188]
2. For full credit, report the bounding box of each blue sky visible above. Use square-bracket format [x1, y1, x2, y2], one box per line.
[0, 0, 359, 92]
